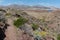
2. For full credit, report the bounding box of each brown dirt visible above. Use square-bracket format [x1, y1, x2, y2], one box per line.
[5, 18, 18, 40]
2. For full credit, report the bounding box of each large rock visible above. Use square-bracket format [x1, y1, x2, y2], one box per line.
[18, 29, 34, 40]
[20, 23, 33, 36]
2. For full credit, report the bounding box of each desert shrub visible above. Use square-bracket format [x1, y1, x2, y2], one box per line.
[5, 13, 11, 16]
[32, 23, 39, 30]
[57, 34, 60, 40]
[40, 18, 45, 23]
[13, 17, 27, 28]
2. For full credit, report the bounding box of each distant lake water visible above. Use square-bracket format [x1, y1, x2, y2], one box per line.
[48, 10, 53, 12]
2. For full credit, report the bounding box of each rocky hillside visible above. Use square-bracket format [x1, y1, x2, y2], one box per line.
[0, 5, 60, 40]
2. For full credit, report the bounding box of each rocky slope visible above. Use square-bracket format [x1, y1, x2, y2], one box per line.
[0, 5, 60, 40]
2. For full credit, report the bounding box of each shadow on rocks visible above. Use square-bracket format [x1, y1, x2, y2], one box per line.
[0, 28, 6, 40]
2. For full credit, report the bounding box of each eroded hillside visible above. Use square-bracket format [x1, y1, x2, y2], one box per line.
[0, 6, 60, 40]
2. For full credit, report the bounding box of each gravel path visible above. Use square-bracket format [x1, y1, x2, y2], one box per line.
[5, 18, 18, 40]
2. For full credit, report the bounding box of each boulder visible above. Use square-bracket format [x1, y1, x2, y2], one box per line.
[20, 23, 33, 36]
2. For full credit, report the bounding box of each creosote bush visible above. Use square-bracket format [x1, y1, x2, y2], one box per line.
[57, 34, 60, 40]
[40, 18, 45, 23]
[32, 23, 39, 30]
[13, 17, 28, 28]
[5, 13, 11, 16]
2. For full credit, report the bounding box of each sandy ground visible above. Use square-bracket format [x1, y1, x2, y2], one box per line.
[25, 11, 52, 21]
[5, 18, 18, 40]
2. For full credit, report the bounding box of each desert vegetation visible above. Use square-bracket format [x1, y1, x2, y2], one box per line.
[57, 34, 60, 40]
[32, 23, 39, 30]
[0, 4, 60, 40]
[13, 16, 28, 28]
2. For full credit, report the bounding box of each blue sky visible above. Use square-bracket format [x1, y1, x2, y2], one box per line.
[0, 0, 60, 8]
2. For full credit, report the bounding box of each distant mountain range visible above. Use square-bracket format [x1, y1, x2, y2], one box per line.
[0, 4, 59, 10]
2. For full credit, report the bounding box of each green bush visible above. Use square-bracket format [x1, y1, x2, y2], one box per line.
[40, 18, 45, 22]
[57, 34, 60, 40]
[5, 13, 11, 16]
[13, 17, 27, 28]
[32, 23, 39, 30]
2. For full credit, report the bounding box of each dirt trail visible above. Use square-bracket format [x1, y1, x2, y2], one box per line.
[5, 18, 18, 40]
